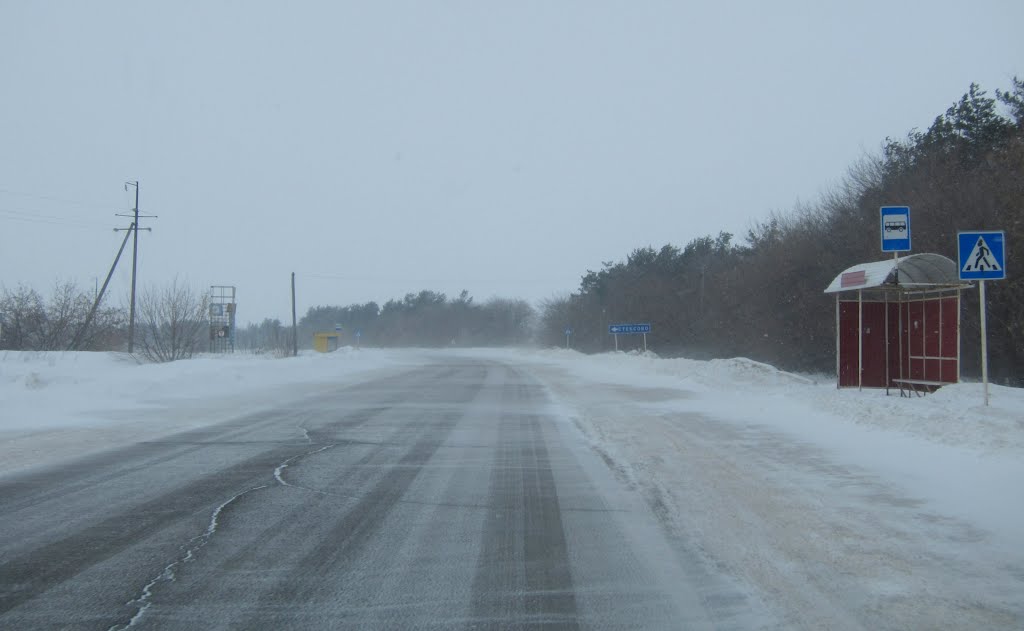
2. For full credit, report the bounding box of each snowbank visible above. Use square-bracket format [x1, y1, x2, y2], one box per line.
[468, 347, 1024, 454]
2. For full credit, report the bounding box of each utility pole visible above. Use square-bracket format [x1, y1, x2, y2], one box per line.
[69, 224, 134, 350]
[291, 272, 298, 357]
[117, 181, 156, 353]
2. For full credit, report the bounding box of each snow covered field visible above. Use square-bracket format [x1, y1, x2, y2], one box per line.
[2, 347, 1022, 627]
[0, 348, 422, 475]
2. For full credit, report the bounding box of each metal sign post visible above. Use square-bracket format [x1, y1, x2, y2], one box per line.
[958, 231, 1007, 406]
[979, 280, 989, 405]
[879, 206, 911, 391]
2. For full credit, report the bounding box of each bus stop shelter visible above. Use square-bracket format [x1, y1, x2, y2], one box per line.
[824, 253, 967, 393]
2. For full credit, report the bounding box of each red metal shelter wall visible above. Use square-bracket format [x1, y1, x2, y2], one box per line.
[899, 297, 958, 384]
[838, 295, 958, 388]
[838, 301, 891, 388]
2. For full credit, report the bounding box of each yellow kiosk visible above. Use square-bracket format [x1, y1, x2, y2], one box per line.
[313, 332, 340, 353]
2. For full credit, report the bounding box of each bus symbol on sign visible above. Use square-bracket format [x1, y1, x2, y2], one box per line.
[884, 218, 907, 233]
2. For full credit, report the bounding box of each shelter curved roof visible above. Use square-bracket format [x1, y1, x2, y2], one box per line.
[824, 253, 962, 294]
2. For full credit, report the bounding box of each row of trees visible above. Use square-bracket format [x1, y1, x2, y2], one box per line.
[277, 290, 535, 349]
[3, 280, 536, 360]
[539, 80, 1023, 384]
[1, 279, 209, 362]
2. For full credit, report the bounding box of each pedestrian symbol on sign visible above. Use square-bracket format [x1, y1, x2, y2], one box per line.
[962, 236, 1002, 273]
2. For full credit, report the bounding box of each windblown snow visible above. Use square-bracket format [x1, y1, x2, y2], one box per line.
[2, 347, 1022, 627]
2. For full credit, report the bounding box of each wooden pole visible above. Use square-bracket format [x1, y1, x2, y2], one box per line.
[291, 272, 298, 357]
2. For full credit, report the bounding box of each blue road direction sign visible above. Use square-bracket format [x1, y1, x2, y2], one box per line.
[564, 328, 572, 336]
[880, 206, 911, 252]
[958, 231, 1006, 280]
[608, 323, 651, 334]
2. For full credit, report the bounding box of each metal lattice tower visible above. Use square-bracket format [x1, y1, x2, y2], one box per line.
[209, 286, 236, 353]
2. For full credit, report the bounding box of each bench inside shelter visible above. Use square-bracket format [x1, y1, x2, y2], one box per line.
[890, 378, 945, 397]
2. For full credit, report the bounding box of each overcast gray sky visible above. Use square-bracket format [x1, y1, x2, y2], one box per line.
[2, 1, 1022, 324]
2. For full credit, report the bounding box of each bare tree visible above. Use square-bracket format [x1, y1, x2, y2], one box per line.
[0, 281, 125, 351]
[0, 284, 44, 350]
[135, 279, 209, 362]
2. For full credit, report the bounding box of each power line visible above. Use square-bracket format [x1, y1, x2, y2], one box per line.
[301, 272, 556, 284]
[0, 207, 111, 229]
[0, 187, 123, 212]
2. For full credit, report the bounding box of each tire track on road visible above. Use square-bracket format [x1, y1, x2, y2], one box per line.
[468, 377, 579, 630]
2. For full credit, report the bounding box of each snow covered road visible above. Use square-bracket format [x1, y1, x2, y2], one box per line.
[1, 348, 1022, 629]
[0, 357, 753, 629]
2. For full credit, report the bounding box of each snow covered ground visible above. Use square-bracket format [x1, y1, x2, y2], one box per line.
[2, 346, 1022, 627]
[0, 348, 422, 476]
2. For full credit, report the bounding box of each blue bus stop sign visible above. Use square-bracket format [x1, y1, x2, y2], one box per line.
[880, 206, 911, 252]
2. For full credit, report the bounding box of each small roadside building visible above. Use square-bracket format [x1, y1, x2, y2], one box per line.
[313, 332, 340, 353]
[824, 253, 968, 391]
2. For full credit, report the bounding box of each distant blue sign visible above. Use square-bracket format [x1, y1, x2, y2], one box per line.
[958, 231, 1006, 280]
[564, 328, 572, 336]
[355, 330, 362, 338]
[880, 206, 911, 252]
[609, 323, 651, 334]
[334, 324, 342, 332]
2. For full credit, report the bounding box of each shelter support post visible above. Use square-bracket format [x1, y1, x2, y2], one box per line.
[884, 291, 890, 395]
[956, 289, 962, 382]
[898, 292, 904, 384]
[835, 295, 840, 389]
[858, 290, 863, 391]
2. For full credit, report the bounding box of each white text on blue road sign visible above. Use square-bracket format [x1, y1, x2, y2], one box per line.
[609, 324, 651, 334]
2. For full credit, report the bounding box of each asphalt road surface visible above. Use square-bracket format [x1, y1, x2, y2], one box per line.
[0, 358, 754, 630]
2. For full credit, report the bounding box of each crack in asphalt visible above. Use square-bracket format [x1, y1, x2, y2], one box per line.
[110, 430, 365, 630]
[107, 485, 269, 631]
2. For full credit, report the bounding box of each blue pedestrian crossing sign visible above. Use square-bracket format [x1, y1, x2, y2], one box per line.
[880, 206, 911, 252]
[958, 231, 1006, 280]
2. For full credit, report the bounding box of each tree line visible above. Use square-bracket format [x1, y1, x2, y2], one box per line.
[1, 280, 536, 360]
[241, 290, 535, 351]
[539, 80, 1024, 385]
